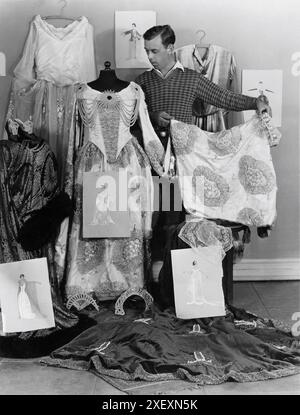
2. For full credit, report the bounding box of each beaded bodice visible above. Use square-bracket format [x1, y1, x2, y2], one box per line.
[77, 82, 141, 163]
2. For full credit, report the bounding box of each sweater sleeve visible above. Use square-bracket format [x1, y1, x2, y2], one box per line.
[196, 74, 257, 111]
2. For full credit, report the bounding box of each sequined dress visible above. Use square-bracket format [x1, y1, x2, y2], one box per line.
[56, 81, 165, 304]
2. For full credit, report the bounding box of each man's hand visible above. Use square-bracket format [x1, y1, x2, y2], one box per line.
[256, 95, 272, 117]
[151, 111, 174, 127]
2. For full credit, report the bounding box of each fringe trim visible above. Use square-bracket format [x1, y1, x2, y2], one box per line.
[39, 355, 300, 385]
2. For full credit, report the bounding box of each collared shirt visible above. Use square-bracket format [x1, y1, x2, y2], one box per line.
[149, 60, 185, 79]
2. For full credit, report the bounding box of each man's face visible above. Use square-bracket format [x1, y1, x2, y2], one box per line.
[144, 34, 173, 71]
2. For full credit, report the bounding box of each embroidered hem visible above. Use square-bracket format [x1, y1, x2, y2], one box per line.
[40, 356, 300, 385]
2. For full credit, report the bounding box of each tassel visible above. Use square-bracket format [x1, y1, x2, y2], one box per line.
[232, 238, 245, 264]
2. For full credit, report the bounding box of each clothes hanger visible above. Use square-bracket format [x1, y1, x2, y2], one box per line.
[41, 0, 78, 22]
[195, 29, 210, 50]
[195, 29, 211, 64]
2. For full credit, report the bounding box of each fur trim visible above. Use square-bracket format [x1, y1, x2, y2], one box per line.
[18, 192, 73, 251]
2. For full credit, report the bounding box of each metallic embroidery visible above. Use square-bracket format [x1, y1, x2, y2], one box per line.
[145, 140, 165, 176]
[114, 287, 153, 316]
[171, 122, 198, 155]
[236, 207, 265, 226]
[239, 155, 275, 194]
[76, 239, 106, 274]
[208, 126, 241, 155]
[192, 165, 230, 207]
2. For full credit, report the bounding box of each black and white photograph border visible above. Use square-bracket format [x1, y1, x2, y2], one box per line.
[0, 0, 299, 398]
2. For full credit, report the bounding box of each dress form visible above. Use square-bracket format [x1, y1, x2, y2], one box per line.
[87, 61, 129, 92]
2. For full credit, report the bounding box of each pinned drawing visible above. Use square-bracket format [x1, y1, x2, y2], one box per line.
[83, 171, 130, 238]
[186, 261, 221, 307]
[0, 258, 55, 333]
[115, 11, 156, 68]
[171, 246, 225, 319]
[90, 181, 115, 226]
[242, 69, 283, 127]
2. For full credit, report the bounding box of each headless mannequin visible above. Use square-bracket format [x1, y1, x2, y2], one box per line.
[88, 61, 129, 92]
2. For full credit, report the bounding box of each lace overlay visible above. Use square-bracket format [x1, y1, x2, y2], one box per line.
[236, 207, 265, 226]
[192, 166, 230, 207]
[239, 155, 275, 194]
[179, 220, 233, 257]
[208, 126, 241, 155]
[145, 140, 165, 176]
[171, 122, 198, 155]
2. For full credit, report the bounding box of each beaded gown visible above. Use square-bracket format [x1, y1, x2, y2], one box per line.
[56, 81, 165, 304]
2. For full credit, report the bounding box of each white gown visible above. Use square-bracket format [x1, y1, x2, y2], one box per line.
[18, 280, 36, 319]
[55, 82, 166, 303]
[5, 15, 96, 186]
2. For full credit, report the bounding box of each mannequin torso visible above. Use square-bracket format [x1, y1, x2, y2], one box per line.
[88, 61, 129, 92]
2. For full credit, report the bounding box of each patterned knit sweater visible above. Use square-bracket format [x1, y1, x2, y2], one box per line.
[135, 68, 257, 125]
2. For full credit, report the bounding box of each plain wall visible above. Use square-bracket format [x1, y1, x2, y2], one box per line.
[0, 0, 299, 260]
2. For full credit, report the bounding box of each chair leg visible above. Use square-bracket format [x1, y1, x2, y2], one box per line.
[222, 247, 234, 304]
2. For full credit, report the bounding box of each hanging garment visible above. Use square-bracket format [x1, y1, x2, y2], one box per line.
[0, 123, 59, 264]
[0, 126, 95, 358]
[170, 114, 279, 227]
[175, 44, 236, 131]
[56, 82, 166, 304]
[40, 300, 300, 385]
[4, 15, 96, 186]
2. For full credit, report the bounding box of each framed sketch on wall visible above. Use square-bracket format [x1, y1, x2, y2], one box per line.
[115, 10, 156, 68]
[242, 69, 283, 127]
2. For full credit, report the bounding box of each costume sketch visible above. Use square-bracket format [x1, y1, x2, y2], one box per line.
[90, 182, 115, 226]
[185, 262, 221, 306]
[17, 274, 37, 319]
[122, 23, 142, 60]
[248, 80, 275, 97]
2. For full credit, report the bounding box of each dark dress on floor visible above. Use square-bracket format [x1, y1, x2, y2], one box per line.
[40, 299, 300, 384]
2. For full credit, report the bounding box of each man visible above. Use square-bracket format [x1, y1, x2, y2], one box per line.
[135, 25, 270, 136]
[134, 24, 271, 267]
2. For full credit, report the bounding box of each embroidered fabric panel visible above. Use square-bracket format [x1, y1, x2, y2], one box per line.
[170, 115, 278, 226]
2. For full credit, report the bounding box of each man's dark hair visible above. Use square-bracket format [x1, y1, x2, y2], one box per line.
[143, 25, 176, 47]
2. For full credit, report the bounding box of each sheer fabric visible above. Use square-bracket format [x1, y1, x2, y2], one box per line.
[4, 15, 96, 186]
